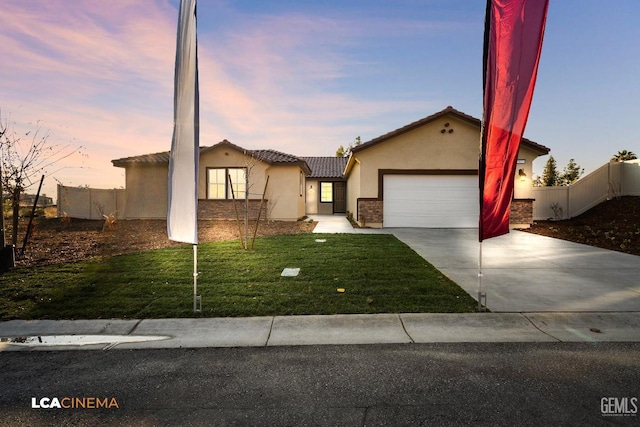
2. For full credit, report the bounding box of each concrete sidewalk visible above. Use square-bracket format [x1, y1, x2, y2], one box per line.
[1, 312, 640, 351]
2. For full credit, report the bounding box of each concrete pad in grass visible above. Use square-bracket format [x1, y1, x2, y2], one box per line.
[281, 268, 300, 277]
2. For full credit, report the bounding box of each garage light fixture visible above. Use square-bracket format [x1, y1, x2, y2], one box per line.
[518, 169, 527, 181]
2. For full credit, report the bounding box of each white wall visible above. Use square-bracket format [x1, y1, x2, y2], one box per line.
[57, 185, 126, 220]
[532, 161, 640, 220]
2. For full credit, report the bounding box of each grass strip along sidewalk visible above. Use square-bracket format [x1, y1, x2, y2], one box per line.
[0, 234, 477, 319]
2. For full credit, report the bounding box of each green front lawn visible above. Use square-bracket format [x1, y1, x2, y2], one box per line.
[0, 234, 477, 319]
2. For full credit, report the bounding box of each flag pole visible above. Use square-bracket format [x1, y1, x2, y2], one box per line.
[193, 244, 200, 313]
[168, 0, 200, 312]
[478, 0, 548, 312]
[477, 241, 486, 312]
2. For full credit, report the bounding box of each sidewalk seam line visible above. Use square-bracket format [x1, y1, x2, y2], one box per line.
[398, 314, 415, 344]
[265, 317, 275, 346]
[127, 319, 144, 336]
[521, 313, 562, 342]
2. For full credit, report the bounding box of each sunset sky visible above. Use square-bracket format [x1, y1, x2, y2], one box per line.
[2, 0, 639, 200]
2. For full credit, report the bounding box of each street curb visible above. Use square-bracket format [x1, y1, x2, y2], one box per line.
[1, 312, 639, 351]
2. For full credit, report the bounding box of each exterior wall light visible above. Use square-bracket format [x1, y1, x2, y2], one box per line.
[518, 169, 527, 181]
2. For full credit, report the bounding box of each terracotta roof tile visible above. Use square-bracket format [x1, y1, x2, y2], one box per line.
[300, 157, 348, 178]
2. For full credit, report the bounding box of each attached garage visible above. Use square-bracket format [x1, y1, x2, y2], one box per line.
[383, 175, 479, 228]
[344, 107, 550, 228]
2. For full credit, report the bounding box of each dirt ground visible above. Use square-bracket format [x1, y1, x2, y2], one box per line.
[12, 218, 316, 268]
[521, 196, 640, 256]
[7, 196, 639, 268]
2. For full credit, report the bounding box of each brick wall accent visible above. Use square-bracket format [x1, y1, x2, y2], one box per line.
[510, 199, 534, 225]
[198, 199, 266, 220]
[357, 199, 383, 225]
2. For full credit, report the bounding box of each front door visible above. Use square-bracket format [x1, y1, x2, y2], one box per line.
[333, 181, 346, 213]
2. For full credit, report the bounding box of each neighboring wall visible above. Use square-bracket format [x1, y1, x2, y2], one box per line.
[57, 185, 126, 220]
[532, 160, 640, 220]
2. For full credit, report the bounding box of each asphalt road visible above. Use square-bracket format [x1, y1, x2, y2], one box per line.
[1, 343, 639, 426]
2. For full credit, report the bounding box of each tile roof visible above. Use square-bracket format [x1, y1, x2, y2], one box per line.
[112, 140, 311, 174]
[111, 150, 170, 166]
[351, 106, 550, 155]
[252, 149, 302, 164]
[300, 156, 348, 178]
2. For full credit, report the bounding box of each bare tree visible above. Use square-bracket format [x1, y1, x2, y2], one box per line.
[240, 152, 261, 250]
[0, 110, 84, 247]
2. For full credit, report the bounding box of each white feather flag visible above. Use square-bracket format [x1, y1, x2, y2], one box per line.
[168, 0, 199, 244]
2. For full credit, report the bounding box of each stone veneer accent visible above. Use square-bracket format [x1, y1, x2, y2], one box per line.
[198, 199, 266, 220]
[356, 198, 534, 227]
[357, 199, 383, 226]
[510, 199, 534, 226]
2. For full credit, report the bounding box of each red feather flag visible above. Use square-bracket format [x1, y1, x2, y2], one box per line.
[480, 0, 549, 241]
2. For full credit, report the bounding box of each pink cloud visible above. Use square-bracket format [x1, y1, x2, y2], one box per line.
[2, 2, 439, 198]
[2, 1, 179, 193]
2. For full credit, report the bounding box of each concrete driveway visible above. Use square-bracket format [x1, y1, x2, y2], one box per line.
[391, 228, 640, 312]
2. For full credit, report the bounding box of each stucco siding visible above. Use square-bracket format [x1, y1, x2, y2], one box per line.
[346, 160, 360, 218]
[513, 145, 539, 199]
[264, 165, 305, 220]
[119, 145, 305, 220]
[198, 145, 270, 200]
[124, 164, 168, 219]
[356, 117, 480, 198]
[305, 179, 319, 214]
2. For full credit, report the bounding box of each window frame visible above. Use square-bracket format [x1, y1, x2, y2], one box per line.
[207, 167, 247, 200]
[320, 181, 333, 203]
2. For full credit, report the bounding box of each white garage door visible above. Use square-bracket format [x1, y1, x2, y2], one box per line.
[383, 175, 479, 228]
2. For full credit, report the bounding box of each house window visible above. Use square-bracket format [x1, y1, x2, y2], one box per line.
[207, 167, 246, 199]
[228, 168, 246, 199]
[208, 169, 226, 199]
[320, 182, 333, 203]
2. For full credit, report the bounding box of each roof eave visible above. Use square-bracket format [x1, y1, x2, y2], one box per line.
[351, 106, 550, 155]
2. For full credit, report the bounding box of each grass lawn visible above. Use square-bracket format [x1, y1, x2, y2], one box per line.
[0, 234, 478, 319]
